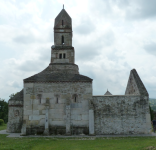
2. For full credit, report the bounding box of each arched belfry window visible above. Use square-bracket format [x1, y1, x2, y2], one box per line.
[73, 94, 78, 103]
[59, 53, 62, 59]
[62, 35, 64, 44]
[62, 20, 64, 26]
[63, 53, 66, 59]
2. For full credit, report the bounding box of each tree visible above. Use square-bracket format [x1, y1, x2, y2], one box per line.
[150, 106, 155, 121]
[0, 99, 8, 123]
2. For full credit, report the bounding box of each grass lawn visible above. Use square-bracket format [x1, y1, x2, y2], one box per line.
[0, 124, 7, 131]
[0, 135, 156, 150]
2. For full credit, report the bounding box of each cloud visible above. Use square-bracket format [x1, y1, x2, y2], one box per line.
[1, 0, 156, 100]
[74, 30, 115, 61]
[116, 0, 156, 20]
[7, 81, 20, 88]
[144, 42, 156, 56]
[13, 33, 37, 44]
[74, 16, 95, 35]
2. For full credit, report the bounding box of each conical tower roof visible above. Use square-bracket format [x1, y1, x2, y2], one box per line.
[54, 8, 72, 28]
[104, 90, 112, 96]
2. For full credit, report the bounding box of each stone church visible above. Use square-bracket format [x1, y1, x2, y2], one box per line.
[7, 8, 151, 135]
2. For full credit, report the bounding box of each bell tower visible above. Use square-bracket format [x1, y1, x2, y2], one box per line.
[51, 7, 74, 64]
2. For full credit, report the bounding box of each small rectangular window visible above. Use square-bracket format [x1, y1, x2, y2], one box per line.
[59, 54, 62, 59]
[63, 53, 66, 59]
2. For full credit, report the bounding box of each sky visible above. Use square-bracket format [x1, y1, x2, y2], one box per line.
[0, 0, 156, 101]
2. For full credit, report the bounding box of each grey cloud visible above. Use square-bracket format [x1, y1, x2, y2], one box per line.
[75, 44, 100, 61]
[122, 0, 156, 19]
[13, 33, 37, 44]
[89, 0, 156, 20]
[74, 30, 115, 61]
[74, 17, 95, 35]
[78, 60, 131, 96]
[144, 42, 156, 56]
[17, 57, 48, 73]
[7, 81, 20, 88]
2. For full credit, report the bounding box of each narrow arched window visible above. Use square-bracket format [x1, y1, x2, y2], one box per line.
[59, 53, 62, 59]
[74, 96, 76, 102]
[73, 94, 78, 103]
[63, 53, 66, 59]
[56, 97, 58, 103]
[62, 36, 64, 44]
[62, 20, 64, 26]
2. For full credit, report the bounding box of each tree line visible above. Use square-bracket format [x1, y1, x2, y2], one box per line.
[0, 99, 8, 123]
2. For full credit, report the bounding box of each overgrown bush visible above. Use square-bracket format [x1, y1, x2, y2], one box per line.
[0, 119, 4, 125]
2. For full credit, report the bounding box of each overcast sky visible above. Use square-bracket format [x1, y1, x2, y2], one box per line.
[0, 0, 156, 100]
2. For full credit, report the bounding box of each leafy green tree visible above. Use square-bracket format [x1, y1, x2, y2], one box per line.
[150, 106, 155, 121]
[0, 99, 8, 123]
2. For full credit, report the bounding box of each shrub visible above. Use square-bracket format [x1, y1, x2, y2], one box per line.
[0, 119, 4, 125]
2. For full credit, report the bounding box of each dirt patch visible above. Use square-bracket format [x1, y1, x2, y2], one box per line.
[145, 146, 156, 150]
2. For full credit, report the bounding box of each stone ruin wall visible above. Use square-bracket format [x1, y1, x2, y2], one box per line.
[93, 95, 151, 135]
[125, 71, 140, 95]
[23, 82, 92, 135]
[7, 100, 23, 133]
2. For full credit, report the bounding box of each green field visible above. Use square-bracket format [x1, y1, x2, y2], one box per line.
[0, 135, 156, 150]
[1, 125, 156, 150]
[0, 124, 6, 131]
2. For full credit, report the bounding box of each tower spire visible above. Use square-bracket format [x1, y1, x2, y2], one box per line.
[63, 4, 64, 9]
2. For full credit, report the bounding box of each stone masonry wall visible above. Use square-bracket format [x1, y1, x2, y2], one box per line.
[93, 95, 151, 135]
[54, 29, 72, 46]
[49, 64, 79, 74]
[125, 71, 140, 95]
[51, 49, 75, 64]
[23, 82, 92, 135]
[7, 100, 23, 133]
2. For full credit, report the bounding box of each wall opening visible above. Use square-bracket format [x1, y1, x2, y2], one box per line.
[37, 94, 42, 104]
[74, 97, 77, 102]
[62, 20, 64, 26]
[56, 97, 58, 103]
[62, 36, 64, 44]
[59, 53, 62, 59]
[63, 53, 66, 59]
[73, 94, 78, 103]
